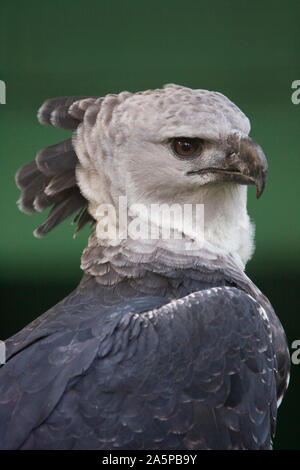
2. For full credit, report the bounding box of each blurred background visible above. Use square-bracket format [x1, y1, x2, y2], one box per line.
[1, 0, 299, 449]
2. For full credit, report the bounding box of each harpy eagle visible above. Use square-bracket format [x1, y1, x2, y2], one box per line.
[0, 84, 290, 449]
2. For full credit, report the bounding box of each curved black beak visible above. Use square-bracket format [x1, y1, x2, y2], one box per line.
[233, 135, 268, 198]
[187, 134, 268, 199]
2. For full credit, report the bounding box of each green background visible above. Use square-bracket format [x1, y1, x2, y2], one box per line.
[1, 0, 299, 449]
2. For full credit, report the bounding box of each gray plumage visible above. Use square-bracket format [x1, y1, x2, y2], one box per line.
[15, 100, 95, 237]
[1, 84, 290, 449]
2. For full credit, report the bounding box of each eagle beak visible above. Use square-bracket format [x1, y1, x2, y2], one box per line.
[187, 134, 268, 199]
[229, 135, 268, 199]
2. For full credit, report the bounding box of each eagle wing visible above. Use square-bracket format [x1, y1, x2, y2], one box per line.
[0, 286, 277, 450]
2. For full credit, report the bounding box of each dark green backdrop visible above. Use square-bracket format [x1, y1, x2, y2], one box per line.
[1, 0, 299, 450]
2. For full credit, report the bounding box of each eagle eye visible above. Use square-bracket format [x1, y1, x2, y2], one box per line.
[172, 137, 203, 158]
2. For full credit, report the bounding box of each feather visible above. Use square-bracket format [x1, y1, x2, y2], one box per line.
[38, 96, 89, 130]
[33, 191, 64, 213]
[73, 208, 95, 236]
[34, 189, 86, 238]
[69, 98, 98, 121]
[17, 173, 50, 213]
[16, 95, 99, 235]
[15, 160, 40, 190]
[45, 170, 77, 196]
[36, 139, 77, 176]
